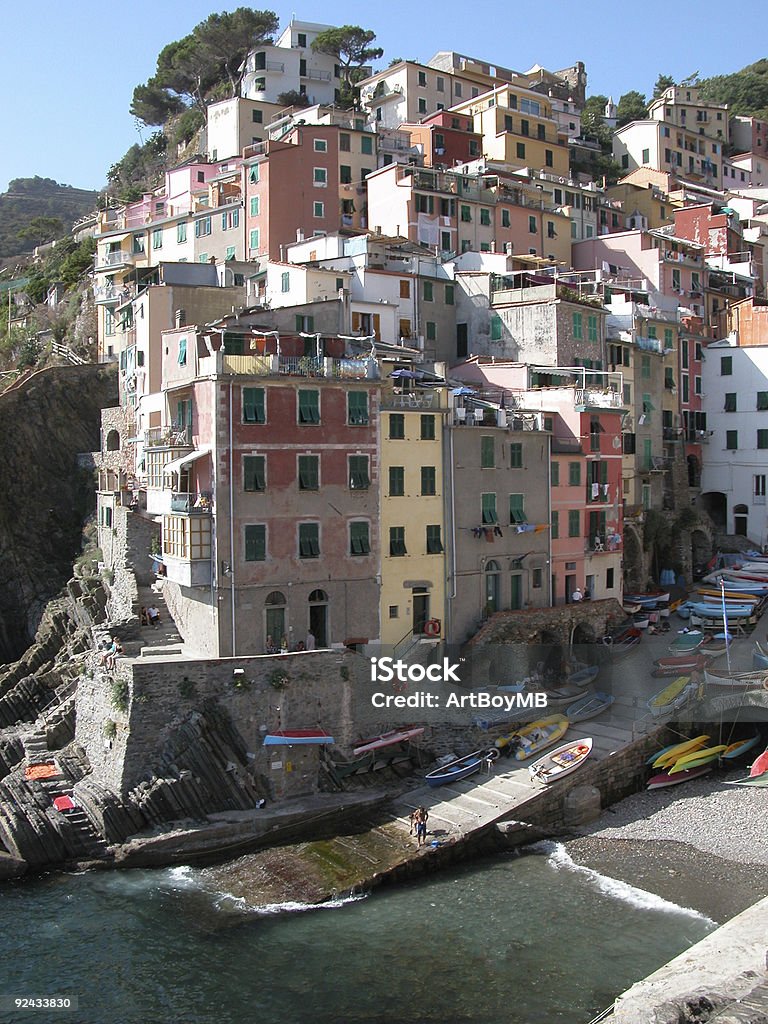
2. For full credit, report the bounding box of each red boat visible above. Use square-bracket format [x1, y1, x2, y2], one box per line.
[647, 765, 711, 789]
[652, 653, 712, 677]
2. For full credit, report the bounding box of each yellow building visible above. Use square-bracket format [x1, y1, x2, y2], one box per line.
[452, 84, 569, 178]
[379, 386, 448, 648]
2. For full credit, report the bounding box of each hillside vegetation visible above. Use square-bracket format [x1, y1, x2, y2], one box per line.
[0, 177, 99, 258]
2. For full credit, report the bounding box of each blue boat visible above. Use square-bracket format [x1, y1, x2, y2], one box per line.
[567, 665, 600, 688]
[565, 691, 614, 723]
[687, 601, 756, 619]
[263, 729, 335, 745]
[425, 749, 492, 787]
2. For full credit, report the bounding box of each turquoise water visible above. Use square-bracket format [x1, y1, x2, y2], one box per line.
[0, 844, 715, 1024]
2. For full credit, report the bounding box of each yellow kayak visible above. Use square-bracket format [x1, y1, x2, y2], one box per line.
[649, 675, 691, 710]
[668, 745, 728, 774]
[653, 734, 710, 769]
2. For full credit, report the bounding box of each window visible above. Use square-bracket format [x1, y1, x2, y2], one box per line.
[225, 245, 235, 261]
[252, 109, 263, 124]
[481, 493, 497, 524]
[313, 201, 325, 218]
[280, 271, 290, 293]
[421, 466, 436, 495]
[423, 280, 433, 302]
[347, 391, 369, 425]
[415, 194, 434, 214]
[297, 31, 307, 46]
[551, 461, 559, 486]
[724, 393, 737, 412]
[641, 355, 651, 379]
[501, 209, 510, 228]
[418, 98, 427, 114]
[132, 233, 145, 254]
[642, 147, 650, 164]
[390, 414, 405, 439]
[755, 475, 767, 498]
[491, 314, 503, 341]
[298, 390, 320, 424]
[568, 462, 581, 486]
[177, 337, 187, 366]
[545, 149, 554, 168]
[444, 284, 454, 306]
[350, 521, 370, 555]
[758, 430, 768, 450]
[721, 355, 732, 375]
[480, 208, 491, 226]
[197, 253, 208, 264]
[385, 466, 405, 498]
[516, 142, 526, 160]
[313, 167, 327, 186]
[245, 524, 266, 562]
[313, 139, 327, 152]
[551, 510, 559, 539]
[399, 279, 411, 299]
[349, 455, 370, 489]
[340, 165, 352, 184]
[361, 135, 373, 155]
[390, 526, 407, 556]
[299, 522, 320, 558]
[510, 443, 523, 468]
[606, 567, 615, 589]
[295, 314, 314, 332]
[573, 312, 583, 340]
[177, 223, 187, 243]
[425, 525, 443, 554]
[587, 315, 598, 343]
[460, 205, 471, 222]
[297, 455, 319, 490]
[249, 165, 260, 183]
[568, 509, 580, 537]
[249, 228, 260, 251]
[339, 133, 350, 152]
[547, 221, 556, 238]
[520, 119, 529, 136]
[528, 214, 536, 233]
[418, 70, 427, 86]
[426, 321, 436, 341]
[726, 430, 738, 450]
[420, 414, 435, 440]
[509, 493, 526, 524]
[481, 435, 494, 468]
[194, 216, 211, 237]
[243, 455, 265, 492]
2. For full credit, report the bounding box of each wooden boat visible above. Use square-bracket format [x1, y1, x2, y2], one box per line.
[696, 586, 767, 602]
[668, 631, 708, 653]
[567, 664, 600, 688]
[566, 691, 614, 723]
[668, 744, 728, 774]
[648, 675, 696, 717]
[425, 749, 489, 787]
[495, 715, 569, 760]
[704, 662, 768, 688]
[721, 734, 762, 761]
[652, 653, 711, 678]
[622, 602, 642, 615]
[600, 626, 642, 659]
[529, 738, 593, 784]
[263, 729, 335, 745]
[687, 600, 757, 619]
[353, 727, 425, 757]
[633, 613, 651, 629]
[705, 577, 768, 595]
[647, 765, 712, 789]
[623, 591, 670, 608]
[542, 683, 593, 707]
[648, 735, 710, 768]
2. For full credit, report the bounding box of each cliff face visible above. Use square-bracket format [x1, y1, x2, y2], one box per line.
[0, 365, 117, 663]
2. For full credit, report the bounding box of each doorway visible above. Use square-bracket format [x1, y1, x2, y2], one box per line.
[510, 574, 523, 610]
[265, 591, 287, 648]
[308, 589, 328, 647]
[565, 575, 576, 603]
[412, 588, 430, 634]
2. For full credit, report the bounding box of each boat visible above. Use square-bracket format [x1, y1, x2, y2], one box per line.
[633, 613, 651, 629]
[622, 602, 642, 615]
[567, 664, 600, 688]
[263, 729, 335, 745]
[495, 715, 569, 760]
[648, 735, 710, 768]
[565, 691, 614, 723]
[652, 653, 711, 677]
[668, 744, 728, 773]
[686, 601, 757, 619]
[600, 626, 642, 658]
[753, 641, 768, 670]
[668, 631, 708, 653]
[353, 727, 425, 757]
[704, 577, 768, 595]
[425, 749, 490, 787]
[623, 591, 670, 608]
[328, 752, 375, 779]
[542, 682, 594, 707]
[529, 738, 593, 784]
[696, 586, 768, 602]
[721, 734, 763, 761]
[704, 662, 768, 688]
[647, 765, 712, 789]
[647, 675, 697, 717]
[725, 773, 768, 787]
[750, 745, 768, 778]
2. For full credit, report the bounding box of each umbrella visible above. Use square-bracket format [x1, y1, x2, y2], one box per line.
[451, 386, 476, 396]
[389, 369, 421, 380]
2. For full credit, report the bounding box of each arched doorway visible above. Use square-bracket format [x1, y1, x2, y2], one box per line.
[265, 591, 287, 649]
[105, 429, 120, 451]
[484, 560, 501, 615]
[308, 589, 328, 648]
[734, 503, 748, 537]
[700, 492, 727, 532]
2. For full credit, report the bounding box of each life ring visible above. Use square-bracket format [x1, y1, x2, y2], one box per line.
[601, 635, 614, 646]
[424, 619, 441, 637]
[486, 747, 500, 761]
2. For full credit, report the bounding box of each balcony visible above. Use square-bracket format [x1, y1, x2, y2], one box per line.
[636, 336, 664, 354]
[381, 390, 441, 410]
[170, 492, 213, 514]
[639, 455, 669, 473]
[302, 68, 331, 81]
[663, 426, 683, 441]
[574, 388, 623, 409]
[95, 250, 136, 270]
[145, 424, 192, 448]
[585, 534, 621, 554]
[93, 282, 134, 305]
[162, 514, 212, 587]
[219, 353, 372, 380]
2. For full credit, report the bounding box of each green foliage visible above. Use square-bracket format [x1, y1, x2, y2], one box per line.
[653, 74, 676, 99]
[179, 677, 197, 699]
[268, 669, 289, 690]
[580, 95, 613, 151]
[616, 90, 648, 128]
[110, 679, 129, 712]
[106, 133, 168, 202]
[16, 335, 42, 369]
[311, 25, 383, 106]
[698, 60, 768, 119]
[170, 108, 206, 147]
[130, 79, 186, 126]
[0, 177, 99, 258]
[103, 719, 117, 739]
[18, 236, 96, 307]
[276, 89, 311, 109]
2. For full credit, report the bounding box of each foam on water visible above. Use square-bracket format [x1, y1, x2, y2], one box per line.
[213, 890, 367, 916]
[530, 841, 716, 924]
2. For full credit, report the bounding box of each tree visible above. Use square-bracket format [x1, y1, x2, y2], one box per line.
[616, 90, 648, 128]
[580, 95, 612, 151]
[17, 217, 64, 246]
[311, 25, 383, 106]
[276, 90, 311, 109]
[131, 8, 279, 124]
[653, 74, 675, 99]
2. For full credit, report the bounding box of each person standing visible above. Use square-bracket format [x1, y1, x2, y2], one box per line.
[571, 586, 583, 603]
[415, 806, 429, 847]
[305, 630, 316, 651]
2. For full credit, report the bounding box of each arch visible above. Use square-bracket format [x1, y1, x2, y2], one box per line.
[264, 591, 287, 651]
[733, 503, 749, 537]
[308, 589, 328, 647]
[699, 491, 727, 532]
[105, 429, 120, 451]
[308, 589, 328, 603]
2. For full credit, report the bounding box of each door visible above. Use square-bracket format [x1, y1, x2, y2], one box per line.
[510, 574, 523, 610]
[565, 575, 576, 603]
[412, 589, 429, 634]
[308, 589, 328, 648]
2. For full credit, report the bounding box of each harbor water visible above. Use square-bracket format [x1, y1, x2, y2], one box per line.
[0, 842, 719, 1024]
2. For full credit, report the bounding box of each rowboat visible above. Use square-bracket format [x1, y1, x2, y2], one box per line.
[668, 631, 708, 653]
[650, 734, 710, 768]
[565, 691, 614, 723]
[567, 664, 600, 688]
[329, 752, 375, 778]
[495, 715, 569, 760]
[263, 729, 335, 745]
[353, 727, 425, 757]
[696, 587, 767, 602]
[624, 591, 670, 608]
[529, 738, 592, 784]
[686, 601, 757, 619]
[633, 613, 651, 629]
[702, 576, 768, 596]
[647, 765, 712, 789]
[704, 662, 768, 688]
[652, 653, 711, 677]
[721, 734, 762, 761]
[668, 744, 728, 774]
[647, 675, 697, 716]
[600, 626, 642, 658]
[425, 749, 490, 787]
[542, 683, 594, 707]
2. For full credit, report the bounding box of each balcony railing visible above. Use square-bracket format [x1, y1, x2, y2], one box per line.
[170, 492, 213, 513]
[145, 424, 192, 448]
[95, 250, 136, 269]
[219, 353, 371, 380]
[302, 68, 331, 81]
[381, 390, 440, 410]
[93, 283, 134, 304]
[636, 336, 664, 353]
[574, 388, 623, 408]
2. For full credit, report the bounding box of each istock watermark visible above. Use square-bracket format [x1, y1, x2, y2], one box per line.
[369, 656, 462, 684]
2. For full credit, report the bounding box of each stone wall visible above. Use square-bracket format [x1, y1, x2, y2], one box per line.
[467, 598, 626, 648]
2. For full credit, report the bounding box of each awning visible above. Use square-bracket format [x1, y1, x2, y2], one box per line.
[162, 446, 212, 476]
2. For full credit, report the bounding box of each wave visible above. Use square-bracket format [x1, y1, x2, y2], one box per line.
[214, 891, 367, 916]
[528, 841, 715, 924]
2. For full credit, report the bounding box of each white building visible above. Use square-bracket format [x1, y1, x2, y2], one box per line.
[700, 340, 768, 544]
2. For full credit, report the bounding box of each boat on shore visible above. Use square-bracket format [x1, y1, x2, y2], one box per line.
[721, 734, 762, 761]
[565, 691, 614, 723]
[668, 631, 709, 654]
[263, 729, 335, 745]
[495, 715, 569, 760]
[652, 653, 711, 677]
[703, 662, 768, 688]
[648, 675, 697, 717]
[649, 734, 710, 768]
[668, 744, 728, 774]
[425, 749, 491, 787]
[623, 591, 670, 608]
[647, 765, 712, 789]
[567, 664, 600, 688]
[753, 640, 768, 670]
[353, 727, 425, 757]
[529, 738, 593, 784]
[600, 626, 642, 659]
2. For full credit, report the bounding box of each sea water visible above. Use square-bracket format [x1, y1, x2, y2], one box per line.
[0, 844, 715, 1024]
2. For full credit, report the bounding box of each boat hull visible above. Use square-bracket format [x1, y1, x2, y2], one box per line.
[647, 766, 711, 789]
[425, 750, 487, 787]
[566, 691, 614, 723]
[529, 738, 593, 784]
[496, 715, 569, 761]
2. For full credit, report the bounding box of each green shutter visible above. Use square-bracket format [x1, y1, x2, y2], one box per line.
[509, 443, 523, 468]
[349, 455, 369, 489]
[298, 455, 319, 489]
[350, 521, 370, 555]
[348, 391, 369, 425]
[389, 466, 404, 495]
[481, 493, 497, 524]
[481, 435, 494, 468]
[243, 456, 265, 491]
[426, 525, 443, 553]
[299, 523, 320, 557]
[299, 390, 320, 423]
[509, 493, 526, 524]
[244, 524, 266, 561]
[243, 388, 265, 423]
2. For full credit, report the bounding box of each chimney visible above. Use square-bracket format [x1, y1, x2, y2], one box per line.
[175, 309, 186, 328]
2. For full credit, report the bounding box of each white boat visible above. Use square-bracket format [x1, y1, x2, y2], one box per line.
[529, 737, 593, 784]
